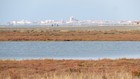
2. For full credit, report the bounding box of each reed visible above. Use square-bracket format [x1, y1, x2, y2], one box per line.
[0, 59, 140, 79]
[0, 72, 135, 79]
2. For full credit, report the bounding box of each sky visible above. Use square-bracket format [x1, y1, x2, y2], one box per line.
[0, 0, 140, 24]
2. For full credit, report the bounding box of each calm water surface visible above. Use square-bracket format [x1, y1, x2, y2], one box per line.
[0, 41, 140, 60]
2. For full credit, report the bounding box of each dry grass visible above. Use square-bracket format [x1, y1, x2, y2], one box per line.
[1, 27, 140, 41]
[0, 59, 140, 79]
[0, 72, 134, 79]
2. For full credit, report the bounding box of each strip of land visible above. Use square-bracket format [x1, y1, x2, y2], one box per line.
[1, 26, 140, 41]
[0, 59, 140, 79]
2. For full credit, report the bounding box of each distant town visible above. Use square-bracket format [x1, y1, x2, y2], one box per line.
[7, 16, 140, 26]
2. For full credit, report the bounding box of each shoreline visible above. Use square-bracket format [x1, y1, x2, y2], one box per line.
[1, 58, 140, 61]
[0, 57, 140, 61]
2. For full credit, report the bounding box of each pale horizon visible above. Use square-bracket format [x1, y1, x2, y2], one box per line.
[0, 0, 140, 24]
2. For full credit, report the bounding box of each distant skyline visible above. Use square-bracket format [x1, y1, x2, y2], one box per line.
[0, 0, 140, 24]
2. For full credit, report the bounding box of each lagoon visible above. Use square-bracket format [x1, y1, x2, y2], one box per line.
[0, 41, 140, 60]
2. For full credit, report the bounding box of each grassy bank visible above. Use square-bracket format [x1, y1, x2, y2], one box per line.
[0, 59, 140, 79]
[1, 28, 140, 41]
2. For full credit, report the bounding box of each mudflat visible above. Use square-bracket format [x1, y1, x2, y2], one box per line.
[1, 26, 140, 41]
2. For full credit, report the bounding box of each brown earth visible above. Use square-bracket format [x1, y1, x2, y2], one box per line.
[0, 59, 140, 79]
[1, 27, 140, 41]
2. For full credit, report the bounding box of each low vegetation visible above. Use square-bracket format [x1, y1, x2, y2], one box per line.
[0, 59, 140, 79]
[1, 28, 140, 41]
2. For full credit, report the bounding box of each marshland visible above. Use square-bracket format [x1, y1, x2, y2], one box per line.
[0, 26, 140, 79]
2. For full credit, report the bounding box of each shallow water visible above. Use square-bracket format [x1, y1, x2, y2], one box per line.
[0, 41, 140, 60]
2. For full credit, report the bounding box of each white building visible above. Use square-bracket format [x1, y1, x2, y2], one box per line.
[9, 20, 32, 25]
[7, 17, 140, 26]
[67, 16, 78, 23]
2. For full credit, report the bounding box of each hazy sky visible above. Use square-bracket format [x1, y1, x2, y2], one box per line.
[0, 0, 140, 23]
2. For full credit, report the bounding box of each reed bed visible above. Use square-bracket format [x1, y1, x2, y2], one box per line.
[0, 59, 140, 79]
